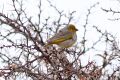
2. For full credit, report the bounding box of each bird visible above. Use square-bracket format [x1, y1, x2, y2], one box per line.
[45, 24, 78, 48]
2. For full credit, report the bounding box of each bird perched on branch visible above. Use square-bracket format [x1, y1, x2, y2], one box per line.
[45, 24, 78, 48]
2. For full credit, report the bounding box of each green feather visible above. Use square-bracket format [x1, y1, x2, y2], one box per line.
[51, 34, 73, 44]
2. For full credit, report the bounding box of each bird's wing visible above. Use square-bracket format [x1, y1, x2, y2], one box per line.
[47, 31, 73, 44]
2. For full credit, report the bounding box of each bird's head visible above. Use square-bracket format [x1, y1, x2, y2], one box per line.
[67, 24, 78, 32]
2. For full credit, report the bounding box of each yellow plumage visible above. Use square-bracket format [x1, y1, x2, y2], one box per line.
[45, 24, 78, 48]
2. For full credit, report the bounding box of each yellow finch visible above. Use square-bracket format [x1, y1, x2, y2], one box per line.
[45, 24, 78, 48]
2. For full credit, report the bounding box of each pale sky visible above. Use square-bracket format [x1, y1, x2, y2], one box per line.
[1, 0, 120, 34]
[0, 0, 120, 78]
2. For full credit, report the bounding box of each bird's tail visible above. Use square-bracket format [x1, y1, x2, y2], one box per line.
[44, 43, 52, 48]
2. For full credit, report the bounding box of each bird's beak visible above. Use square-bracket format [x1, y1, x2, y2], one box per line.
[75, 28, 78, 31]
